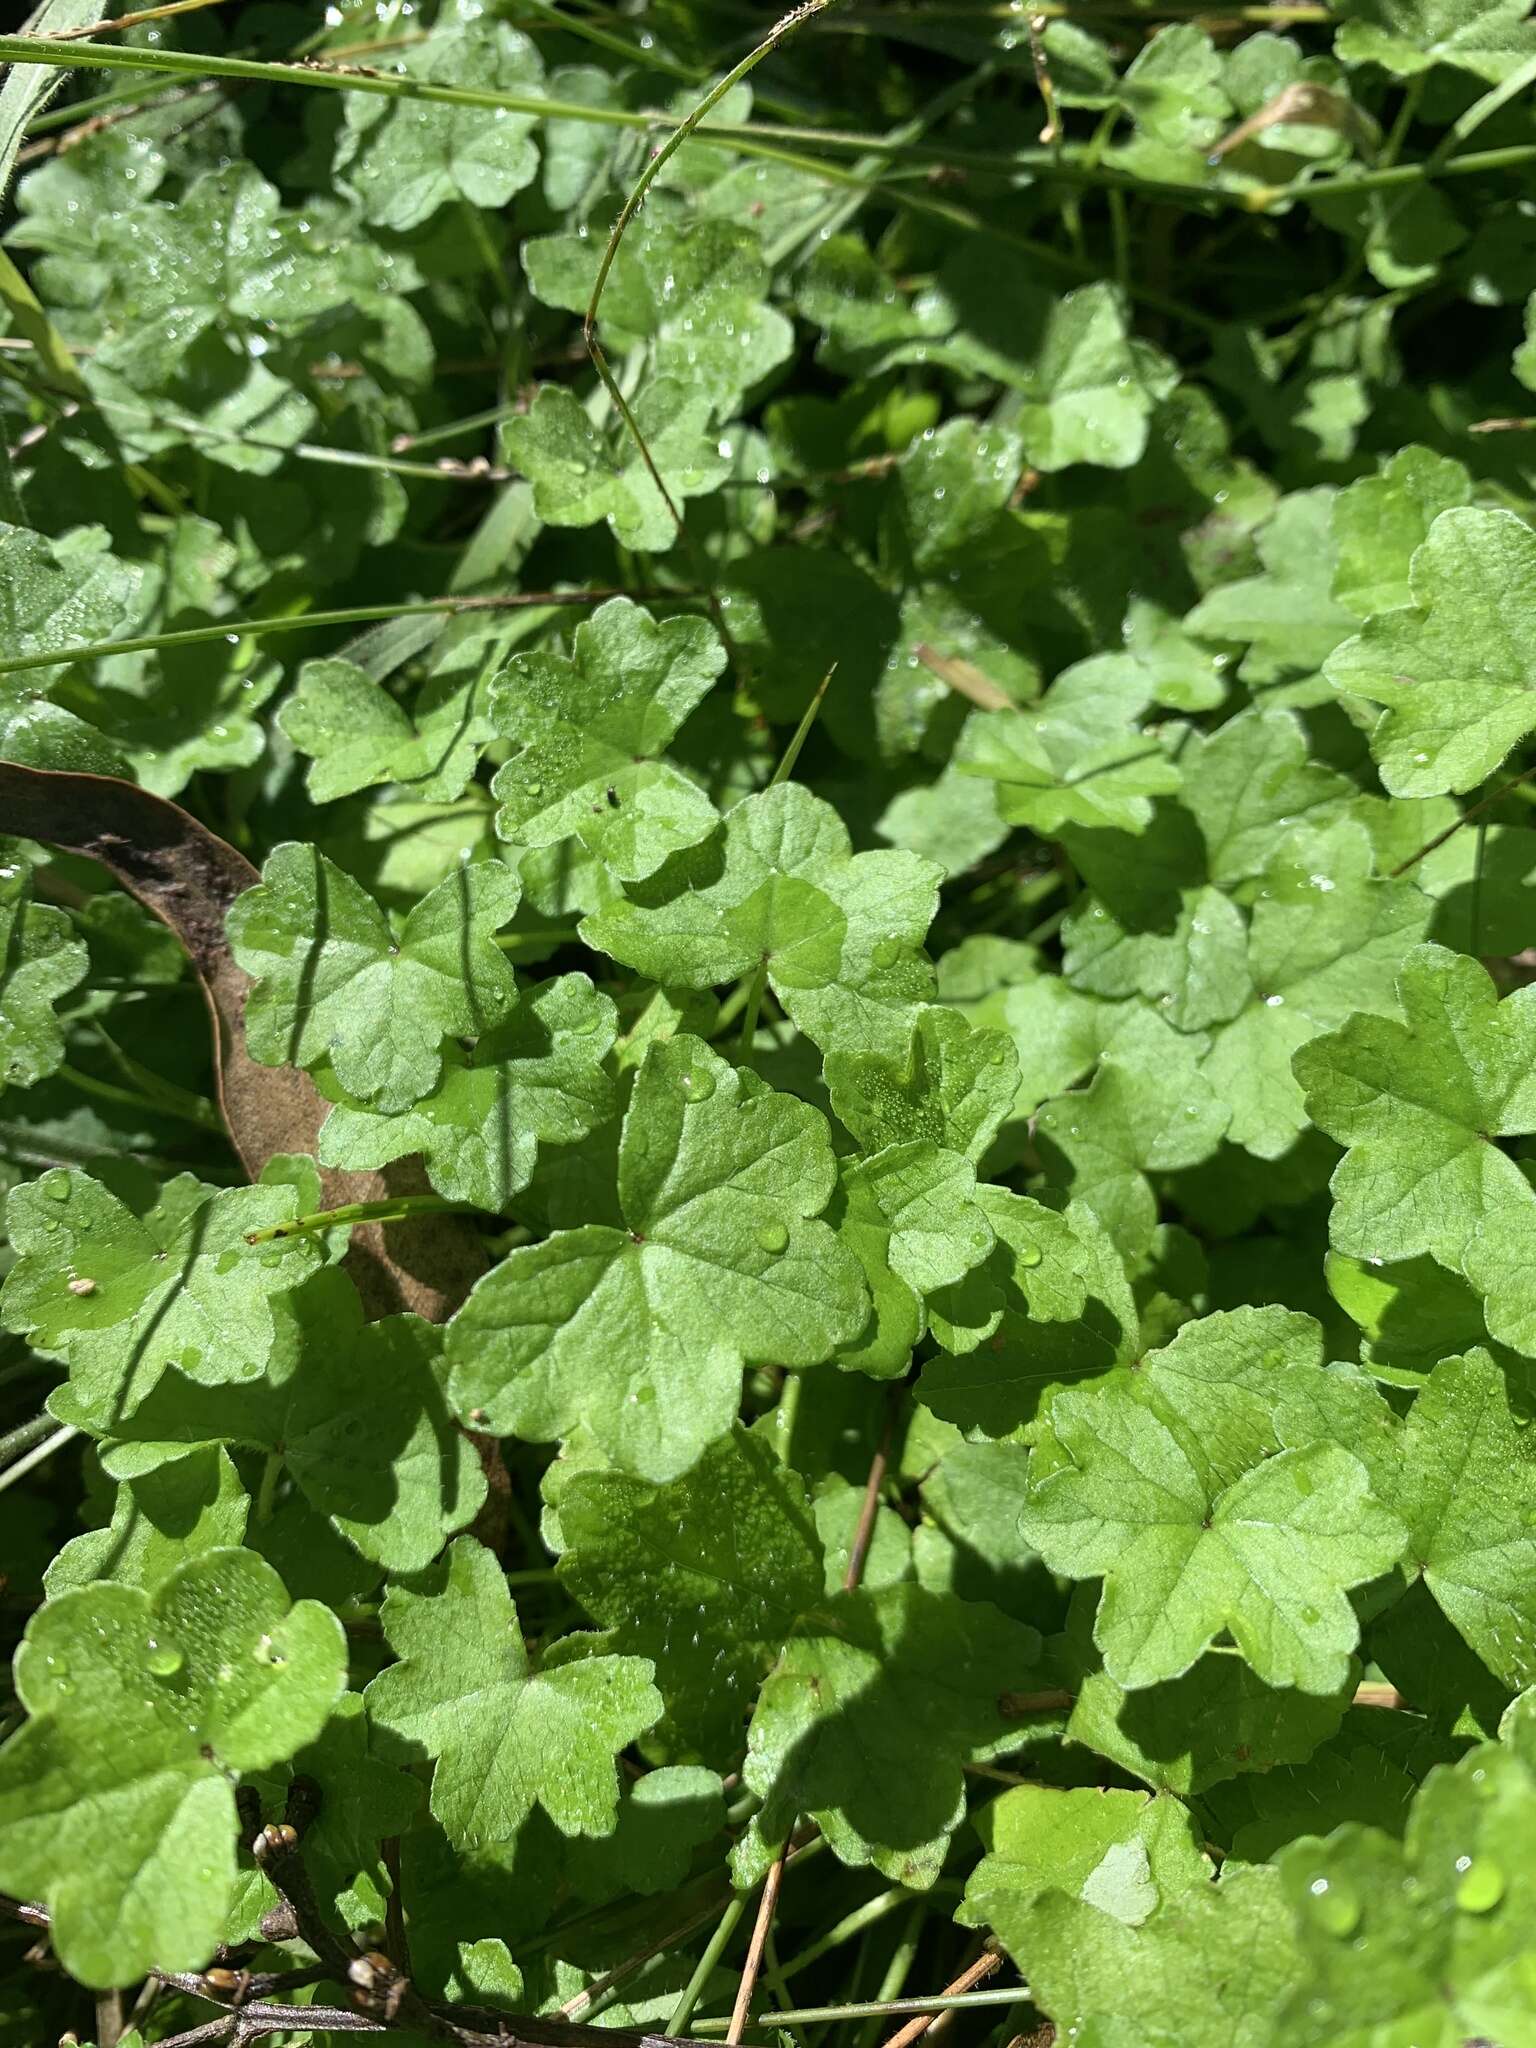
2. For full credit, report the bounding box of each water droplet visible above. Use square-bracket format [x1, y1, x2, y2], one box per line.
[680, 1067, 716, 1102]
[871, 938, 902, 969]
[757, 1222, 790, 1254]
[42, 1169, 70, 1202]
[525, 780, 543, 798]
[1305, 1876, 1361, 1936]
[1017, 1240, 1043, 1269]
[146, 1640, 185, 1678]
[1456, 1858, 1505, 1913]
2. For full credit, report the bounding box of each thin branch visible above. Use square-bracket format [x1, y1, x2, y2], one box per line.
[727, 1850, 788, 2046]
[1388, 761, 1536, 878]
[879, 1950, 1002, 2048]
[50, 0, 232, 38]
[843, 1400, 897, 1594]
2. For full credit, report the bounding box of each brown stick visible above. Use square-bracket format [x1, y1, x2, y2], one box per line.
[879, 1950, 1002, 2048]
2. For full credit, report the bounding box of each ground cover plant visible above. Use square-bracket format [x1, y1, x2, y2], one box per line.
[4, 0, 1536, 2041]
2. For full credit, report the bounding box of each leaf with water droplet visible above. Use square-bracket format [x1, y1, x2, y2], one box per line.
[0, 1549, 344, 1987]
[366, 1536, 659, 1852]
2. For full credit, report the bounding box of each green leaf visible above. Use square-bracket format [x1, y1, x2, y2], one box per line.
[952, 671, 1181, 838]
[0, 1548, 345, 1986]
[556, 1426, 823, 1767]
[1064, 1614, 1354, 1795]
[1036, 1006, 1231, 1257]
[45, 1446, 249, 1596]
[1020, 1309, 1407, 1690]
[825, 1005, 1019, 1164]
[1014, 1862, 1303, 2048]
[283, 1270, 486, 1574]
[583, 782, 940, 1059]
[918, 1191, 1138, 1437]
[0, 521, 142, 690]
[1202, 820, 1431, 1158]
[228, 845, 520, 1113]
[1333, 0, 1536, 81]
[1330, 445, 1473, 616]
[830, 1141, 997, 1378]
[233, 1691, 419, 1938]
[0, 860, 86, 1091]
[1390, 1350, 1536, 1691]
[565, 1765, 725, 1899]
[490, 597, 725, 880]
[365, 1536, 661, 1851]
[740, 1584, 1042, 1887]
[0, 1169, 325, 1402]
[1185, 489, 1357, 695]
[335, 21, 544, 229]
[317, 973, 617, 1212]
[278, 657, 494, 805]
[1294, 943, 1536, 1350]
[1273, 1727, 1536, 2047]
[960, 1783, 1210, 1944]
[1325, 508, 1536, 796]
[444, 1035, 868, 1479]
[525, 217, 793, 416]
[502, 380, 732, 554]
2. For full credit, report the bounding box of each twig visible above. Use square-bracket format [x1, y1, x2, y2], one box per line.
[843, 1400, 897, 1594]
[879, 1950, 1001, 2048]
[727, 1851, 788, 2045]
[1024, 13, 1060, 146]
[1388, 761, 1536, 878]
[50, 0, 233, 37]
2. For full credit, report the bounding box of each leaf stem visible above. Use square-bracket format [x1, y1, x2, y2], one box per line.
[693, 1984, 1027, 2031]
[243, 1195, 478, 1244]
[0, 1411, 58, 1469]
[0, 589, 694, 678]
[55, 1061, 220, 1132]
[254, 1449, 283, 1525]
[0, 1424, 78, 1497]
[669, 1893, 751, 2037]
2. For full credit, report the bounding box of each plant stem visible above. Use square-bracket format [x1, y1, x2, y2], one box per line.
[243, 1195, 477, 1244]
[736, 963, 769, 1061]
[254, 1449, 283, 1525]
[669, 1893, 751, 2037]
[853, 1902, 927, 2048]
[0, 1411, 57, 1469]
[0, 589, 687, 678]
[0, 1424, 79, 1497]
[778, 1889, 925, 1982]
[693, 1985, 1027, 2031]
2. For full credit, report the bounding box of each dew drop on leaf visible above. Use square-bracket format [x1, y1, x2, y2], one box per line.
[146, 1640, 185, 1679]
[757, 1222, 789, 1254]
[1455, 1857, 1505, 1912]
[1305, 1876, 1361, 1937]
